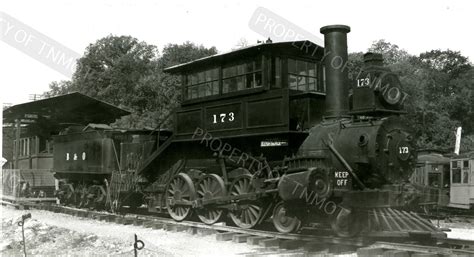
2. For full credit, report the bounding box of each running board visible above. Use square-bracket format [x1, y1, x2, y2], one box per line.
[366, 208, 447, 238]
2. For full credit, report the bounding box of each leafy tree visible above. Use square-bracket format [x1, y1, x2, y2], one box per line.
[351, 39, 473, 152]
[450, 68, 474, 134]
[43, 80, 75, 98]
[400, 51, 473, 151]
[419, 49, 471, 78]
[43, 37, 217, 129]
[415, 50, 473, 132]
[347, 52, 364, 81]
[368, 39, 409, 65]
[72, 35, 159, 108]
[121, 42, 218, 129]
[158, 42, 217, 102]
[158, 41, 217, 69]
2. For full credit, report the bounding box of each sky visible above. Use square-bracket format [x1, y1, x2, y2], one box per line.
[1, 0, 473, 106]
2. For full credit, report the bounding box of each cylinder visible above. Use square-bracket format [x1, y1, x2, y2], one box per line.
[278, 171, 311, 201]
[320, 25, 351, 118]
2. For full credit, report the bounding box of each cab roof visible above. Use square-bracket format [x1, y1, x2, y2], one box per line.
[164, 40, 324, 74]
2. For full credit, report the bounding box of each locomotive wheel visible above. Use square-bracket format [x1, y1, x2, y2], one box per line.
[229, 175, 266, 229]
[77, 185, 89, 208]
[311, 171, 333, 199]
[82, 194, 93, 209]
[92, 186, 107, 210]
[196, 174, 227, 224]
[60, 184, 75, 206]
[166, 173, 196, 221]
[272, 201, 302, 233]
[330, 207, 362, 237]
[85, 186, 99, 210]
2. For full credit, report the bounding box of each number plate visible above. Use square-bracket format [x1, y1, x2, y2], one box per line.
[206, 103, 242, 130]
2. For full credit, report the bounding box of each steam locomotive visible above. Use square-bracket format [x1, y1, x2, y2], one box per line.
[54, 25, 445, 238]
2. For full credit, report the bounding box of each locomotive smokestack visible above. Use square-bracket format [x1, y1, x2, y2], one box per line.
[320, 25, 351, 118]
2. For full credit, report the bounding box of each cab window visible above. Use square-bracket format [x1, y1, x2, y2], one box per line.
[288, 58, 322, 92]
[185, 68, 219, 100]
[222, 58, 262, 94]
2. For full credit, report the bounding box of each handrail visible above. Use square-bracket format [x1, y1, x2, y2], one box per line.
[149, 108, 176, 149]
[323, 134, 366, 190]
[136, 109, 177, 176]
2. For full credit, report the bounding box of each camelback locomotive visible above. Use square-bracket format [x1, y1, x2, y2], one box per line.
[54, 25, 446, 238]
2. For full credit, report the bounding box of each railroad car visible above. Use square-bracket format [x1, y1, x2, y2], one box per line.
[1, 126, 56, 200]
[410, 150, 474, 212]
[1, 169, 55, 201]
[53, 24, 446, 238]
[449, 151, 474, 209]
[410, 150, 450, 212]
[2, 92, 132, 204]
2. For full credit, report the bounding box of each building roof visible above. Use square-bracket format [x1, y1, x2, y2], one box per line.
[164, 40, 323, 74]
[3, 92, 130, 125]
[451, 151, 474, 159]
[417, 153, 450, 164]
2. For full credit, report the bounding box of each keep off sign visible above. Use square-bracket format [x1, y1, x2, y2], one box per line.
[334, 171, 351, 188]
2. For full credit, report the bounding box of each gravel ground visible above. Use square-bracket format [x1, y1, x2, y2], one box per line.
[432, 219, 474, 240]
[1, 205, 258, 256]
[2, 205, 473, 256]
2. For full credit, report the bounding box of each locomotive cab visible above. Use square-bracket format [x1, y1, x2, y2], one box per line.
[163, 41, 328, 163]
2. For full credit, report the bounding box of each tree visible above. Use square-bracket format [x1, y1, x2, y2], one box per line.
[131, 42, 218, 128]
[449, 68, 474, 134]
[348, 39, 409, 81]
[353, 40, 473, 151]
[232, 38, 249, 50]
[419, 49, 471, 78]
[43, 35, 218, 129]
[43, 80, 74, 98]
[416, 50, 473, 133]
[399, 50, 473, 151]
[104, 41, 217, 128]
[72, 35, 159, 108]
[158, 41, 217, 69]
[368, 39, 409, 65]
[347, 52, 364, 81]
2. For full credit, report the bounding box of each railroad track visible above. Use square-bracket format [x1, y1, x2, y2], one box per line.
[3, 199, 474, 257]
[420, 205, 474, 222]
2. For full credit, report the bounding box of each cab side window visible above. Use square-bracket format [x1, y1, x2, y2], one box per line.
[222, 58, 262, 94]
[288, 58, 321, 92]
[185, 68, 219, 100]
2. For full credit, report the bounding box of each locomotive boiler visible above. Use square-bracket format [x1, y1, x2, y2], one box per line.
[53, 24, 445, 238]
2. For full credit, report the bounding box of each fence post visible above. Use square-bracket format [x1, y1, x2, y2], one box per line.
[133, 234, 145, 257]
[18, 213, 31, 257]
[14, 119, 21, 169]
